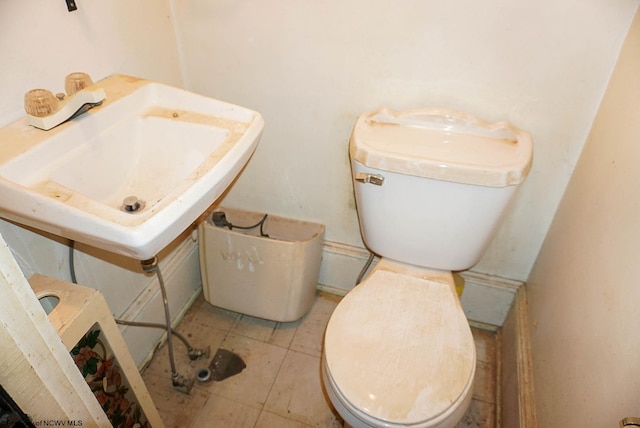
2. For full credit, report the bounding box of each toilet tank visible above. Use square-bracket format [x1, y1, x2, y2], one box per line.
[350, 108, 533, 271]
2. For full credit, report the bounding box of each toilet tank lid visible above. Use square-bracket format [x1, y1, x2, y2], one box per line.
[350, 108, 533, 187]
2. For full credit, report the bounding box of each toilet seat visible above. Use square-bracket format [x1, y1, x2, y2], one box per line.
[323, 260, 476, 427]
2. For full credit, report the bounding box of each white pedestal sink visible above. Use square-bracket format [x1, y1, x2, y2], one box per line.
[0, 75, 264, 259]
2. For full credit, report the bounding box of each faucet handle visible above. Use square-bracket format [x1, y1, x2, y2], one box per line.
[24, 89, 59, 117]
[65, 72, 93, 95]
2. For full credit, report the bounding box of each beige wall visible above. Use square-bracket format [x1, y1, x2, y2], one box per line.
[527, 9, 640, 426]
[171, 0, 638, 281]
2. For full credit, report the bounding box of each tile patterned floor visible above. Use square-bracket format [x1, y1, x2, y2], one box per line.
[141, 292, 498, 427]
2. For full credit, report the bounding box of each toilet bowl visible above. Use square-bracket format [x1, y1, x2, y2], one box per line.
[322, 259, 475, 428]
[322, 107, 532, 427]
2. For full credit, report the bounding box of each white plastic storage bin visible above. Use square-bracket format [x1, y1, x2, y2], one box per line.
[198, 207, 325, 322]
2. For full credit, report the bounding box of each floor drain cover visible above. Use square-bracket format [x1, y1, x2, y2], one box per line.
[209, 348, 246, 381]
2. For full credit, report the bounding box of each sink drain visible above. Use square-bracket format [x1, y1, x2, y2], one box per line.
[122, 196, 145, 213]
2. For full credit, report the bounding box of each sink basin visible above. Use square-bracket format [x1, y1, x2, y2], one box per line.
[0, 75, 264, 259]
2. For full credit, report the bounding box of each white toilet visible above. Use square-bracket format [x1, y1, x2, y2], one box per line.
[322, 108, 532, 428]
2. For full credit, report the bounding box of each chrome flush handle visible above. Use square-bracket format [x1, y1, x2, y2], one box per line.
[355, 173, 384, 186]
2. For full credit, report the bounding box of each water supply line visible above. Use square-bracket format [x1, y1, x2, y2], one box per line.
[68, 242, 209, 394]
[210, 211, 269, 237]
[356, 251, 375, 285]
[114, 319, 207, 361]
[140, 256, 194, 394]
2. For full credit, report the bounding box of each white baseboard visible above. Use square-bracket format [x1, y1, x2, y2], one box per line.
[459, 270, 521, 326]
[500, 285, 537, 427]
[318, 240, 521, 327]
[317, 240, 371, 292]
